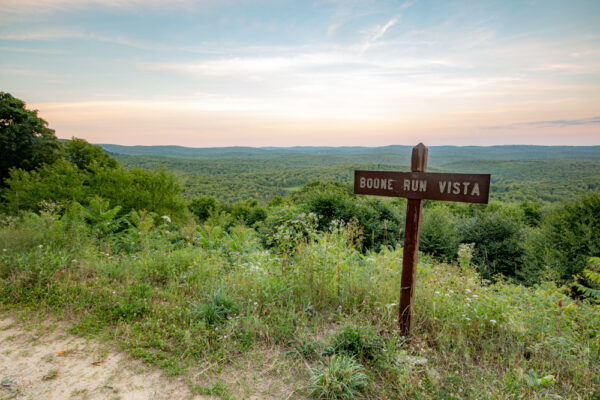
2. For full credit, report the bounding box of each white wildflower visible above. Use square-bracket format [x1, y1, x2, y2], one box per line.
[489, 319, 497, 324]
[161, 215, 171, 223]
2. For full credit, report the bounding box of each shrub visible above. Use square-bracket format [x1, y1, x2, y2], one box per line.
[459, 210, 526, 281]
[420, 205, 461, 262]
[189, 196, 217, 222]
[533, 192, 600, 282]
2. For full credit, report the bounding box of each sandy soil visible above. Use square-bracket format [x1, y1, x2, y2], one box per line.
[0, 312, 303, 400]
[0, 313, 203, 400]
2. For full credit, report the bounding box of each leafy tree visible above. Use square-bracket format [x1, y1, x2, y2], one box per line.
[0, 92, 60, 185]
[460, 210, 527, 281]
[3, 160, 188, 221]
[189, 196, 218, 222]
[533, 192, 600, 282]
[420, 205, 461, 262]
[62, 137, 117, 170]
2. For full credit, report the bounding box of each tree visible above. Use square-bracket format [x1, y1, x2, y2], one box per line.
[62, 137, 117, 170]
[0, 92, 60, 185]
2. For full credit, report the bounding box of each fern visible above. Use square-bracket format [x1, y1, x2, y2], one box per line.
[575, 257, 600, 302]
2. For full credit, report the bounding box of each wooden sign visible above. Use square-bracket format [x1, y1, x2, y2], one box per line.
[353, 143, 491, 336]
[354, 171, 490, 204]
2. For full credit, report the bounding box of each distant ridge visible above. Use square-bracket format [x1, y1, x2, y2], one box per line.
[99, 143, 600, 166]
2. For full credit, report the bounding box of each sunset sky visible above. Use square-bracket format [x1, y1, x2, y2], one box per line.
[1, 0, 599, 147]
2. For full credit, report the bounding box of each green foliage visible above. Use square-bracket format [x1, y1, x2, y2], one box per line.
[325, 325, 383, 362]
[191, 290, 239, 326]
[260, 206, 319, 254]
[3, 155, 187, 221]
[460, 210, 527, 281]
[531, 192, 600, 282]
[575, 257, 600, 302]
[0, 92, 60, 185]
[308, 355, 369, 399]
[295, 182, 402, 251]
[114, 150, 600, 204]
[1, 207, 599, 399]
[230, 198, 267, 227]
[419, 205, 461, 262]
[62, 137, 117, 170]
[188, 195, 217, 221]
[82, 197, 122, 238]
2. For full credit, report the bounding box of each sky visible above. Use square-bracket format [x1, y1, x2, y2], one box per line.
[1, 0, 599, 147]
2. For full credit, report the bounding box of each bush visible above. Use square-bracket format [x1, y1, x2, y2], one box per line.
[532, 192, 600, 282]
[189, 196, 217, 222]
[420, 205, 461, 262]
[3, 159, 188, 222]
[459, 210, 526, 281]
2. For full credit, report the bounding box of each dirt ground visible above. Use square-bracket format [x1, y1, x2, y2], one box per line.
[0, 313, 302, 400]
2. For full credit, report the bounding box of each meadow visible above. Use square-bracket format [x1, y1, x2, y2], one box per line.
[1, 103, 599, 398]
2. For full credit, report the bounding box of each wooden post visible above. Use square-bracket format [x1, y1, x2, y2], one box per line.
[353, 142, 489, 336]
[398, 143, 428, 336]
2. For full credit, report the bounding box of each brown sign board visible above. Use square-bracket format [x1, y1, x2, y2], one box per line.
[354, 170, 490, 204]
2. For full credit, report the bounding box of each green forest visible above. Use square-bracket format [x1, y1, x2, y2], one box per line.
[1, 92, 599, 399]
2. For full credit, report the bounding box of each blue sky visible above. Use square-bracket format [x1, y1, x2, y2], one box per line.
[1, 0, 599, 146]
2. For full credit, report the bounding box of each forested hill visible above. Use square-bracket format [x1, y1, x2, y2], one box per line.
[100, 144, 600, 166]
[105, 144, 600, 203]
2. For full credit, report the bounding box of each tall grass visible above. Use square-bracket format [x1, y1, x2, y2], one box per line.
[1, 208, 598, 398]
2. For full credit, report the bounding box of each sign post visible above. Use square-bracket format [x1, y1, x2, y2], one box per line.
[354, 143, 490, 336]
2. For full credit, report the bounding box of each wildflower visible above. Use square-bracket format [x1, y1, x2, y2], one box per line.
[38, 244, 43, 249]
[472, 294, 479, 299]
[489, 319, 497, 324]
[435, 291, 440, 295]
[161, 215, 171, 223]
[558, 299, 562, 308]
[338, 305, 342, 310]
[253, 302, 258, 306]
[465, 289, 472, 293]
[2, 249, 6, 252]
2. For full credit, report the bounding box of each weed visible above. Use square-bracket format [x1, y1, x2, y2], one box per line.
[307, 355, 369, 399]
[325, 325, 383, 362]
[191, 290, 239, 326]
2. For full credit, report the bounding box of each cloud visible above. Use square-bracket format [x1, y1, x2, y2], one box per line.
[0, 0, 206, 13]
[360, 16, 400, 53]
[485, 116, 600, 130]
[0, 30, 162, 50]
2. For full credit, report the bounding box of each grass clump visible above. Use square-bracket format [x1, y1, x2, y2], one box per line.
[308, 354, 369, 399]
[325, 324, 383, 362]
[192, 290, 239, 326]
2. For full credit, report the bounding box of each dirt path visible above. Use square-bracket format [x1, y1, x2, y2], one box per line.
[0, 312, 304, 400]
[0, 313, 201, 400]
